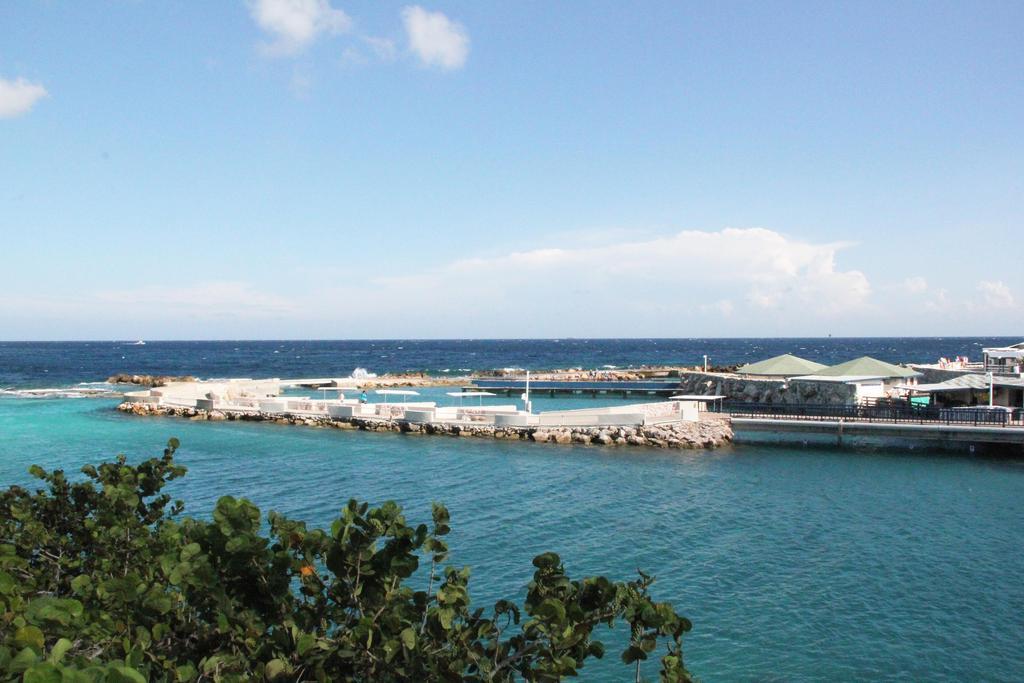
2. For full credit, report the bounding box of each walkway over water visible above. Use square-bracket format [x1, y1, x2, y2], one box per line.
[470, 379, 682, 396]
[721, 401, 1024, 425]
[732, 417, 1024, 448]
[724, 402, 1024, 448]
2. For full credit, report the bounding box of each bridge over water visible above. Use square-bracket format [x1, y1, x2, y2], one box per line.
[724, 402, 1024, 450]
[470, 378, 682, 397]
[731, 417, 1024, 450]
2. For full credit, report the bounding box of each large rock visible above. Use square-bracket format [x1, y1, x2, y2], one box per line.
[677, 371, 856, 405]
[107, 373, 196, 387]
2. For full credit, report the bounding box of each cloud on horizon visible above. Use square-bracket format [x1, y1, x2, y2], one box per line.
[0, 76, 48, 118]
[5, 228, 1019, 339]
[95, 281, 299, 319]
[356, 228, 871, 329]
[977, 280, 1015, 309]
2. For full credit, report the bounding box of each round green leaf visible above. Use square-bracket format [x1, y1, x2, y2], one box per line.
[15, 625, 45, 651]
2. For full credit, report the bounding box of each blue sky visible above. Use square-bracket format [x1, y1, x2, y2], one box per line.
[1, 1, 1021, 339]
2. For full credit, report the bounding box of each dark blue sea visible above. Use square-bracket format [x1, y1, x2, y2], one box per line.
[0, 337, 1014, 389]
[2, 338, 1023, 680]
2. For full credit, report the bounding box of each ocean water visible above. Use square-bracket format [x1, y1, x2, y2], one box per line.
[2, 339, 1024, 680]
[0, 337, 1016, 389]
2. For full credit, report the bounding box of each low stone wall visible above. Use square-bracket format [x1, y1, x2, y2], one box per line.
[118, 402, 733, 450]
[677, 372, 857, 405]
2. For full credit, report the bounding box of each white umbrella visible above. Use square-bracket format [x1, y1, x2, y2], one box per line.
[319, 386, 344, 401]
[375, 389, 420, 406]
[446, 390, 495, 407]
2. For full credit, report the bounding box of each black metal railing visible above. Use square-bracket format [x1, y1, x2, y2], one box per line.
[719, 401, 1021, 427]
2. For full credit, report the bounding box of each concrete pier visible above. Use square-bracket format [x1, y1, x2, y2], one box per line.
[116, 379, 733, 451]
[117, 400, 734, 450]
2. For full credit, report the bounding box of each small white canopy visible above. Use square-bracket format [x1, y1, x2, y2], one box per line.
[446, 391, 496, 397]
[376, 389, 420, 396]
[317, 386, 344, 400]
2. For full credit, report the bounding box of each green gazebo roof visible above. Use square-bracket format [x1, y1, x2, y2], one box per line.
[814, 356, 920, 379]
[737, 354, 828, 376]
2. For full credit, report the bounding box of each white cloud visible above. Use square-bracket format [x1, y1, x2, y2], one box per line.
[701, 299, 736, 316]
[923, 288, 949, 312]
[977, 280, 1015, 308]
[339, 45, 368, 68]
[9, 228, 1021, 338]
[902, 276, 928, 294]
[917, 281, 1018, 317]
[0, 77, 48, 119]
[341, 36, 399, 68]
[95, 281, 299, 318]
[363, 36, 398, 62]
[401, 6, 469, 70]
[249, 0, 352, 55]
[351, 228, 871, 331]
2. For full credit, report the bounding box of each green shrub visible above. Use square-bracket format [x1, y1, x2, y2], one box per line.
[0, 439, 693, 682]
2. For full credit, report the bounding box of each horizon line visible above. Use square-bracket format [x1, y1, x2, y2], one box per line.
[0, 335, 1020, 344]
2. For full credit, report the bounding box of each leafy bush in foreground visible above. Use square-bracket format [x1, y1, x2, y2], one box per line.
[0, 439, 693, 682]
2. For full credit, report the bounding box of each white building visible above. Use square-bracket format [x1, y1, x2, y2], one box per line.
[983, 342, 1024, 375]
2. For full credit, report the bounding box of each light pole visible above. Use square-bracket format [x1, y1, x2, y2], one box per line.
[988, 371, 994, 408]
[521, 370, 532, 413]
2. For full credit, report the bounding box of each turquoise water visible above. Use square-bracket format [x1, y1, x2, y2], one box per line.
[3, 396, 1024, 680]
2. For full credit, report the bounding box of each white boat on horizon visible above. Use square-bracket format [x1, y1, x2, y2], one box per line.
[130, 340, 146, 346]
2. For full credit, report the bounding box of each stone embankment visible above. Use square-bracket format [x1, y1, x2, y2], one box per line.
[119, 402, 732, 450]
[677, 372, 857, 405]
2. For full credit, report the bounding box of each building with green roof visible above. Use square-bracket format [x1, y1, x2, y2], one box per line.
[736, 354, 828, 377]
[809, 356, 920, 379]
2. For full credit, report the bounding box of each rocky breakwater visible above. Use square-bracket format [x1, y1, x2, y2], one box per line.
[348, 374, 466, 389]
[677, 372, 856, 405]
[485, 364, 739, 381]
[118, 402, 733, 451]
[108, 373, 197, 387]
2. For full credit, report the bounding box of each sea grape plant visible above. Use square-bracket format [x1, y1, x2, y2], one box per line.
[0, 439, 694, 681]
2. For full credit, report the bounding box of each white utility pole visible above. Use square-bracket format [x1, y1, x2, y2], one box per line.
[523, 370, 531, 413]
[988, 371, 994, 407]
